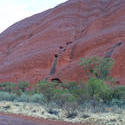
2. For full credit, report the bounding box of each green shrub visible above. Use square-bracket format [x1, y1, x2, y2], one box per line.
[24, 89, 36, 96]
[0, 91, 18, 101]
[80, 56, 117, 103]
[36, 81, 58, 101]
[30, 93, 46, 103]
[66, 82, 78, 90]
[12, 89, 22, 96]
[17, 81, 29, 92]
[64, 82, 88, 103]
[0, 91, 46, 103]
[72, 87, 89, 103]
[53, 88, 76, 106]
[80, 56, 115, 80]
[88, 78, 113, 102]
[15, 93, 46, 103]
[110, 99, 125, 107]
[16, 93, 31, 102]
[113, 86, 125, 99]
[0, 82, 17, 92]
[53, 88, 78, 115]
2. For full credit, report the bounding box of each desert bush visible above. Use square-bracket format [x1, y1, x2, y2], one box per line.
[80, 100, 108, 113]
[113, 86, 125, 99]
[15, 93, 44, 103]
[110, 99, 125, 107]
[64, 82, 88, 103]
[24, 88, 36, 96]
[80, 56, 117, 103]
[17, 81, 29, 92]
[63, 101, 78, 118]
[88, 78, 113, 102]
[0, 91, 46, 103]
[36, 81, 58, 101]
[16, 93, 31, 102]
[66, 82, 78, 90]
[0, 82, 17, 92]
[0, 91, 18, 101]
[29, 93, 46, 103]
[53, 88, 76, 106]
[80, 56, 115, 80]
[72, 87, 89, 103]
[53, 88, 78, 116]
[12, 89, 22, 96]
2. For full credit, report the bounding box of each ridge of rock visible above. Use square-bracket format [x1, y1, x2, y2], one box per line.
[0, 0, 125, 84]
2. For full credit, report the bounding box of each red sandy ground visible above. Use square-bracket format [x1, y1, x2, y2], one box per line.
[0, 112, 102, 125]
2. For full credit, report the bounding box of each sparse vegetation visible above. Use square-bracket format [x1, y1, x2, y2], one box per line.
[0, 56, 125, 121]
[0, 82, 17, 92]
[0, 91, 17, 101]
[17, 81, 30, 92]
[80, 56, 118, 103]
[88, 78, 113, 102]
[80, 56, 115, 81]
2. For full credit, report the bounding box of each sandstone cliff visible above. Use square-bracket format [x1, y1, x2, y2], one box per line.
[0, 0, 124, 84]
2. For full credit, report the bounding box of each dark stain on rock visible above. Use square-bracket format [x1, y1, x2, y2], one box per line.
[66, 42, 72, 45]
[50, 54, 58, 75]
[105, 42, 122, 58]
[59, 46, 63, 49]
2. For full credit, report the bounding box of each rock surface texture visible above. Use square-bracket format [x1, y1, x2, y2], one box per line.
[0, 0, 124, 84]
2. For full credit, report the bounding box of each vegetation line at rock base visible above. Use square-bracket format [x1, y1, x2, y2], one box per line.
[0, 56, 125, 124]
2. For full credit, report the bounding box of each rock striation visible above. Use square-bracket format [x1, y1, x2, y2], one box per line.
[0, 0, 125, 84]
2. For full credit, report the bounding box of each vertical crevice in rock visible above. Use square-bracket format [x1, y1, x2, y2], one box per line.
[70, 42, 78, 60]
[45, 47, 64, 80]
[45, 0, 86, 80]
[104, 42, 122, 58]
[50, 54, 58, 75]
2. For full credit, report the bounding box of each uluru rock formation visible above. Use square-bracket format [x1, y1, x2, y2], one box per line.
[0, 0, 125, 85]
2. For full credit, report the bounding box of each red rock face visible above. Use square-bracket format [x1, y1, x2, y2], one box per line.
[0, 0, 125, 85]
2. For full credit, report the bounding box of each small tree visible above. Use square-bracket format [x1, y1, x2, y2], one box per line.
[80, 56, 116, 102]
[80, 56, 115, 81]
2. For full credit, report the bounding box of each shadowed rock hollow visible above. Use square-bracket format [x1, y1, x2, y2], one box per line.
[0, 0, 125, 85]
